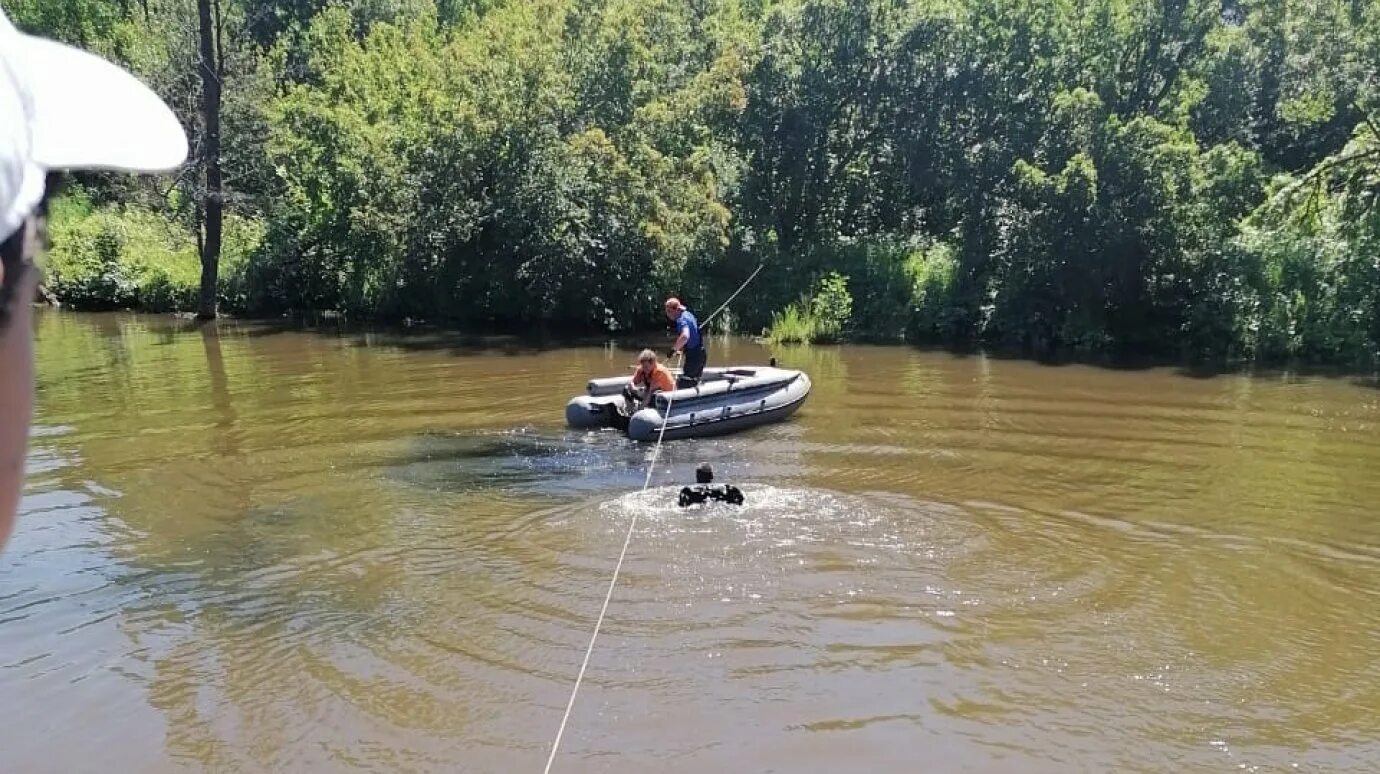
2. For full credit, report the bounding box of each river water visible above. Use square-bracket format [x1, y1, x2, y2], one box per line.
[3, 312, 1378, 773]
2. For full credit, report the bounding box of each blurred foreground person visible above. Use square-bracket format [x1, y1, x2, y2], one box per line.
[0, 7, 187, 548]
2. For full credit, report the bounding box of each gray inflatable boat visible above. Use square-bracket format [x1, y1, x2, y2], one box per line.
[565, 365, 811, 441]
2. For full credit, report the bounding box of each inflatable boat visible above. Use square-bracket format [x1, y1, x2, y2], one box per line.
[565, 365, 811, 441]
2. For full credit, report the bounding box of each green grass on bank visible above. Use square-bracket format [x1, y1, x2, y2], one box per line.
[42, 191, 262, 313]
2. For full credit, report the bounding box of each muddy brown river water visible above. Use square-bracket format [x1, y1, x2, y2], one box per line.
[3, 312, 1378, 772]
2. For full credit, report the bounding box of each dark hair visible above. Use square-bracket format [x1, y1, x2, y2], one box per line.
[0, 228, 29, 327]
[0, 173, 61, 327]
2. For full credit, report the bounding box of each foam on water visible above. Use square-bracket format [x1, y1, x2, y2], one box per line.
[602, 484, 889, 527]
[587, 484, 966, 560]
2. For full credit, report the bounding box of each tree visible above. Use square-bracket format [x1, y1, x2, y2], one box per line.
[196, 0, 224, 320]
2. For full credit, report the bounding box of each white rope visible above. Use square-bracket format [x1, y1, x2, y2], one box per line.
[700, 263, 765, 328]
[543, 384, 678, 774]
[544, 265, 767, 767]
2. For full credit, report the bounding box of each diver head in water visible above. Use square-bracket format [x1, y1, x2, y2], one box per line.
[678, 463, 744, 507]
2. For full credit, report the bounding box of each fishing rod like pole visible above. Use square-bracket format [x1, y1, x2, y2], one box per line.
[700, 262, 766, 329]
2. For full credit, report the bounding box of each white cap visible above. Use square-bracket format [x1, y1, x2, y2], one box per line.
[0, 7, 188, 242]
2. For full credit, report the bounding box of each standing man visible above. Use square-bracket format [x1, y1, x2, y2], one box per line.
[664, 297, 706, 388]
[0, 8, 188, 549]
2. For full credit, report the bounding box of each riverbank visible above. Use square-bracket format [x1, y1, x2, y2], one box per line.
[18, 0, 1380, 382]
[41, 185, 1380, 371]
[31, 307, 1380, 384]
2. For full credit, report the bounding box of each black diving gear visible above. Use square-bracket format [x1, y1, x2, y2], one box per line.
[678, 484, 744, 506]
[677, 462, 743, 506]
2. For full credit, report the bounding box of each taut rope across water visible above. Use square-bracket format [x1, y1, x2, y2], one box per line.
[544, 267, 765, 771]
[542, 391, 676, 773]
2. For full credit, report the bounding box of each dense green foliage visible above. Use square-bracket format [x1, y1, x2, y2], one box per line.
[767, 271, 853, 343]
[12, 0, 1380, 364]
[42, 191, 263, 313]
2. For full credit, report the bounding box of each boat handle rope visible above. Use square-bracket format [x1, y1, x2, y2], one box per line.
[544, 265, 767, 772]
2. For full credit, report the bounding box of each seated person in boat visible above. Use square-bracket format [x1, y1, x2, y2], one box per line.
[678, 463, 744, 507]
[621, 349, 677, 412]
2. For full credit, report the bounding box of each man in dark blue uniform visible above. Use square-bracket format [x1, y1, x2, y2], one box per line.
[664, 297, 706, 388]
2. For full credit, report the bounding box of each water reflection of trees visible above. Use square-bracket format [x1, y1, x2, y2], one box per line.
[31, 314, 442, 765]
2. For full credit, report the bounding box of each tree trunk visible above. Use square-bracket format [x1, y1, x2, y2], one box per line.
[196, 0, 223, 321]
